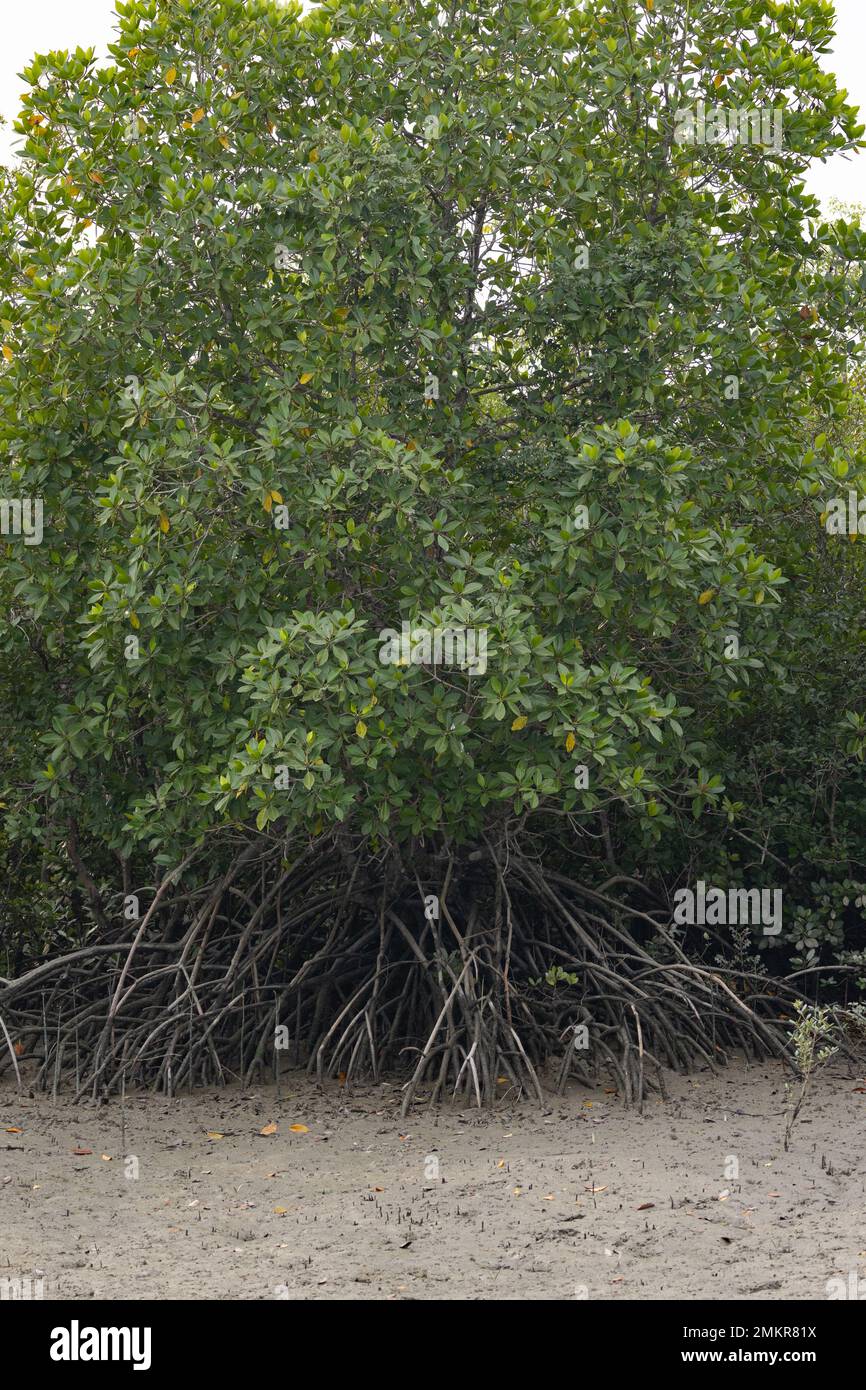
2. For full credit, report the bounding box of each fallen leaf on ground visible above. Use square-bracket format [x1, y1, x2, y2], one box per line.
[289, 1123, 309, 1133]
[260, 1122, 278, 1136]
[71, 1148, 93, 1156]
[637, 1202, 655, 1210]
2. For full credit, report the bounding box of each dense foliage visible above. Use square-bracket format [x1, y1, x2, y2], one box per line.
[1, 0, 864, 1101]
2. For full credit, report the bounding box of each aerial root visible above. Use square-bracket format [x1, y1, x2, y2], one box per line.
[0, 840, 795, 1105]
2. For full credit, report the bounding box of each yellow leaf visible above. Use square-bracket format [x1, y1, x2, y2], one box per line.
[511, 715, 528, 732]
[698, 589, 715, 605]
[159, 512, 170, 533]
[81, 218, 93, 229]
[128, 47, 141, 58]
[299, 371, 314, 385]
[356, 720, 367, 738]
[273, 1206, 288, 1215]
[164, 66, 177, 85]
[27, 113, 45, 127]
[88, 171, 104, 184]
[191, 107, 205, 124]
[2, 344, 13, 362]
[270, 489, 283, 505]
[206, 1131, 224, 1140]
[129, 612, 140, 630]
[308, 147, 319, 162]
[565, 732, 576, 753]
[496, 1159, 506, 1168]
[260, 1122, 278, 1136]
[289, 1124, 309, 1134]
[219, 134, 230, 149]
[714, 72, 724, 88]
[263, 492, 273, 513]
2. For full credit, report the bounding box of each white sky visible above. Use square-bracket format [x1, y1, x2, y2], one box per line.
[0, 0, 863, 210]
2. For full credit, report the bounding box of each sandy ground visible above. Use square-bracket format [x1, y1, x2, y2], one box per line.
[1, 1058, 864, 1301]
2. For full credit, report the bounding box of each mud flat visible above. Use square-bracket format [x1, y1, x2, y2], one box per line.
[1, 1059, 863, 1301]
